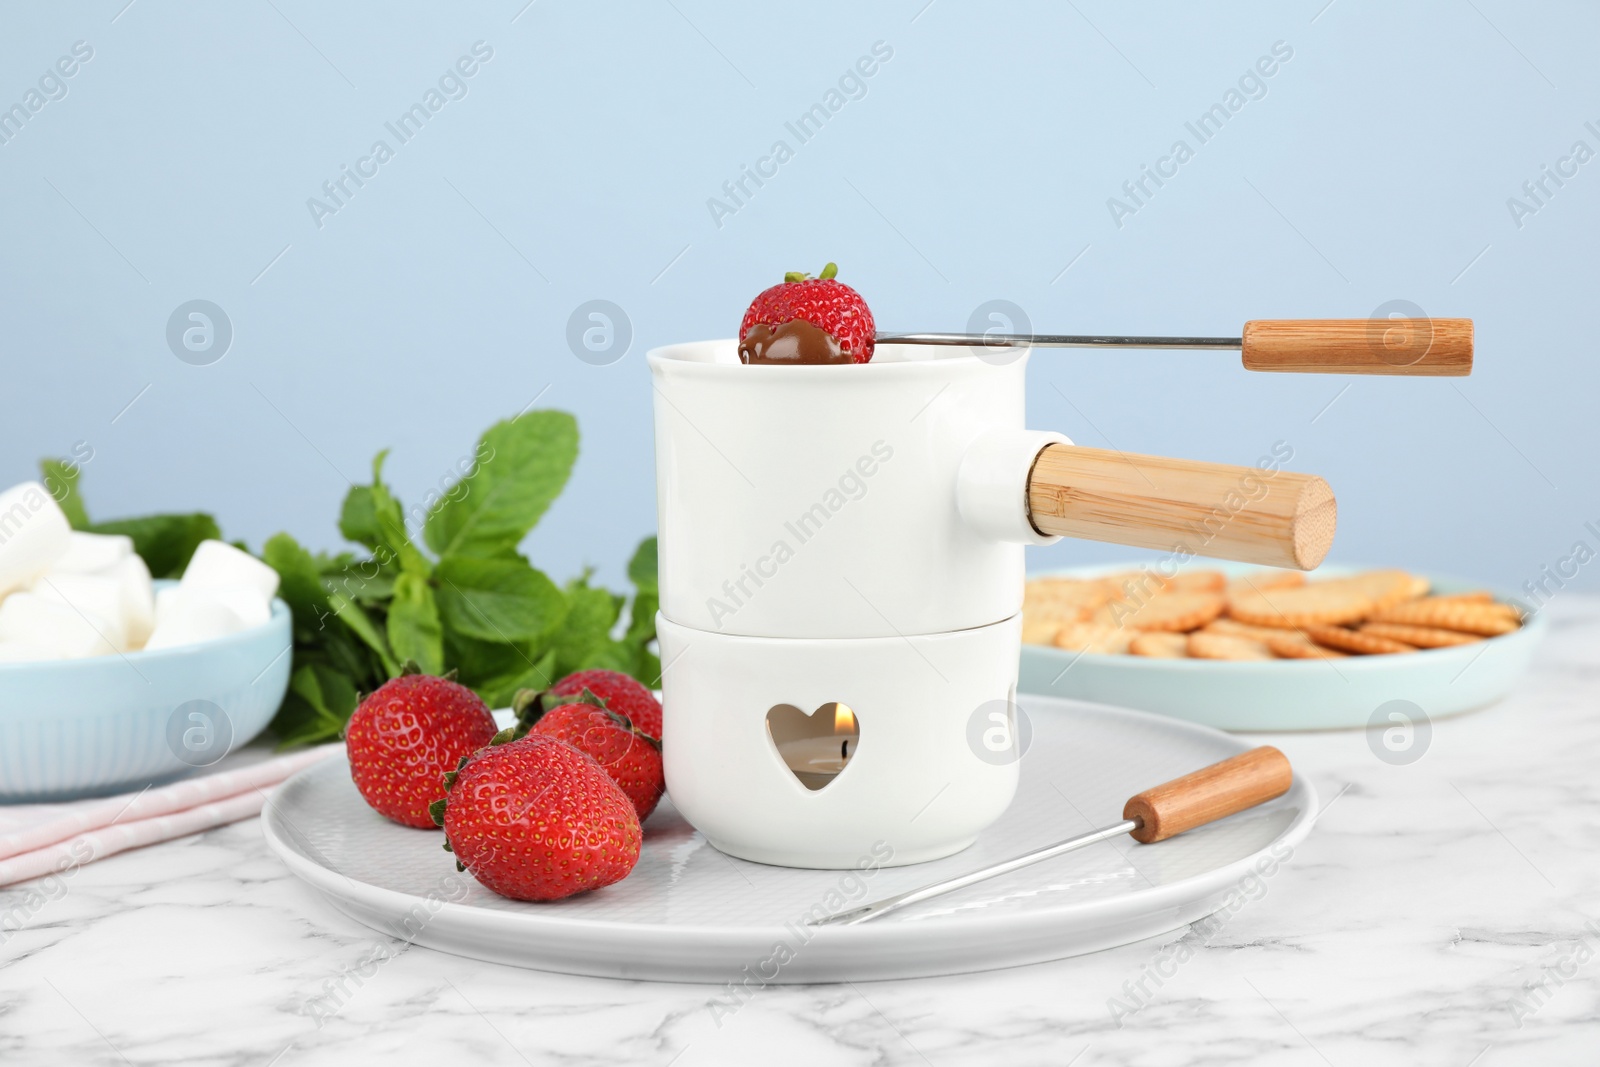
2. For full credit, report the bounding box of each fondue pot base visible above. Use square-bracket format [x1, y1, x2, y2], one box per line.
[657, 614, 1023, 870]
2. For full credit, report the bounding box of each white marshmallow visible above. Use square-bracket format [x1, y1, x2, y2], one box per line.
[0, 482, 72, 597]
[101, 553, 156, 648]
[0, 592, 124, 659]
[154, 584, 184, 625]
[181, 540, 280, 602]
[153, 583, 268, 632]
[0, 640, 61, 663]
[51, 531, 134, 574]
[201, 584, 271, 629]
[30, 573, 132, 651]
[143, 596, 247, 652]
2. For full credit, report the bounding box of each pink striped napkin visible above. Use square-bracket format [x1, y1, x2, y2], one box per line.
[0, 744, 343, 887]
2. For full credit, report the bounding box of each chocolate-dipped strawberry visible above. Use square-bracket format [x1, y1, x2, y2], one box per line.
[738, 262, 875, 365]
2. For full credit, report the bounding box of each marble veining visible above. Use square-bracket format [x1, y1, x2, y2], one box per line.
[1, 597, 1597, 1065]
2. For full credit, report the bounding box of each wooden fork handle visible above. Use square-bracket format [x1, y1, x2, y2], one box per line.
[1125, 746, 1293, 844]
[1242, 318, 1472, 376]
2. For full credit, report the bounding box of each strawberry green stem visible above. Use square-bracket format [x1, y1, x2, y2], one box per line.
[784, 262, 840, 284]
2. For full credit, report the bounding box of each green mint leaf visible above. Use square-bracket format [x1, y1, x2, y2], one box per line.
[272, 662, 360, 747]
[550, 577, 622, 677]
[331, 568, 395, 605]
[366, 453, 432, 579]
[424, 412, 578, 559]
[291, 661, 360, 720]
[38, 459, 89, 529]
[435, 555, 565, 644]
[262, 533, 333, 640]
[573, 638, 640, 676]
[624, 589, 659, 648]
[318, 547, 397, 606]
[338, 450, 389, 549]
[315, 550, 358, 571]
[387, 572, 444, 675]
[327, 590, 400, 677]
[264, 535, 396, 678]
[89, 513, 222, 579]
[339, 490, 379, 550]
[304, 628, 385, 695]
[270, 692, 345, 748]
[621, 537, 659, 654]
[342, 449, 431, 577]
[627, 535, 658, 595]
[474, 650, 557, 710]
[443, 631, 531, 689]
[635, 646, 662, 687]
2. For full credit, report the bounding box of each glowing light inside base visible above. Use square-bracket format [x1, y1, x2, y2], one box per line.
[833, 703, 857, 734]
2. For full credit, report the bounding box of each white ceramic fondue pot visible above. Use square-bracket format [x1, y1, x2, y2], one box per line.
[650, 340, 1067, 638]
[649, 339, 1337, 868]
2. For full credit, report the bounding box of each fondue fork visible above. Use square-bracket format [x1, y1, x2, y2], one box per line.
[877, 317, 1473, 376]
[811, 746, 1293, 926]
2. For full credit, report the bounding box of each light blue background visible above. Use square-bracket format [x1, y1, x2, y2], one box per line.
[2, 1, 1595, 599]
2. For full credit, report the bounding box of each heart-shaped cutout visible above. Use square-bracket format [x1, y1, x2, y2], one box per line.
[766, 702, 860, 792]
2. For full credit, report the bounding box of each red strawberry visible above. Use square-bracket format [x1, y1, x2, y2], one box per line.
[344, 670, 498, 829]
[738, 262, 876, 364]
[549, 669, 662, 740]
[433, 733, 642, 902]
[516, 689, 665, 820]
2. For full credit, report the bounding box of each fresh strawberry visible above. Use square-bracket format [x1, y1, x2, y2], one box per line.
[549, 669, 662, 740]
[515, 688, 665, 820]
[432, 732, 642, 902]
[344, 669, 498, 829]
[738, 262, 876, 364]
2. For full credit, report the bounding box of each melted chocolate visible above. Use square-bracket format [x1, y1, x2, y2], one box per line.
[738, 319, 852, 365]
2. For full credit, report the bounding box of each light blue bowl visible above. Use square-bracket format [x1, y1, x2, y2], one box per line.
[0, 583, 293, 801]
[1018, 565, 1547, 732]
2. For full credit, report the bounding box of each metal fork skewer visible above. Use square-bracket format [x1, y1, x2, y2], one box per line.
[810, 818, 1142, 927]
[874, 332, 1242, 350]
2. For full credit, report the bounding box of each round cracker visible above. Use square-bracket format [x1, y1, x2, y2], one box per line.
[1261, 632, 1348, 659]
[1228, 583, 1374, 628]
[1368, 599, 1521, 635]
[1164, 570, 1226, 594]
[1022, 616, 1063, 646]
[1187, 632, 1274, 661]
[1202, 618, 1289, 641]
[1360, 621, 1482, 649]
[1226, 569, 1306, 598]
[1302, 625, 1416, 655]
[1097, 591, 1225, 633]
[1025, 579, 1110, 621]
[1326, 570, 1428, 614]
[1052, 622, 1135, 655]
[1129, 632, 1189, 658]
[1097, 569, 1172, 607]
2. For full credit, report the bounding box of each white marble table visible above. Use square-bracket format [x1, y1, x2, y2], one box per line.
[3, 598, 1596, 1066]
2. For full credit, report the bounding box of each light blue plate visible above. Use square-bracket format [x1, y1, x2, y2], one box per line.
[1018, 564, 1546, 732]
[0, 582, 293, 801]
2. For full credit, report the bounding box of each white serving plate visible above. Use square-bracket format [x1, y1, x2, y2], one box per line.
[1018, 564, 1545, 732]
[262, 695, 1316, 983]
